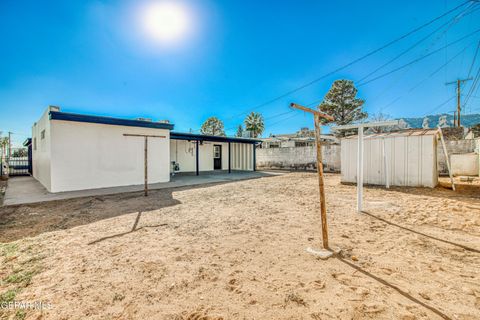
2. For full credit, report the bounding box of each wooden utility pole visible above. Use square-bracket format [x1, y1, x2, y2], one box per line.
[290, 103, 334, 249]
[8, 132, 12, 159]
[446, 78, 472, 127]
[123, 133, 166, 196]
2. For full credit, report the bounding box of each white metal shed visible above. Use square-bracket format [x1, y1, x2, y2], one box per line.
[341, 129, 438, 188]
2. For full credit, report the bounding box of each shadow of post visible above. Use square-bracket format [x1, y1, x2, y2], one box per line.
[362, 211, 480, 253]
[335, 256, 452, 320]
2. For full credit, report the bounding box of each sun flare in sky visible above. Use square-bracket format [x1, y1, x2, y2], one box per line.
[140, 1, 192, 44]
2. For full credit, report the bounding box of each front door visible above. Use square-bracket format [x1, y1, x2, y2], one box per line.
[213, 145, 222, 170]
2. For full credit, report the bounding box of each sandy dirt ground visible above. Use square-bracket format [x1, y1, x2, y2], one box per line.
[0, 172, 479, 320]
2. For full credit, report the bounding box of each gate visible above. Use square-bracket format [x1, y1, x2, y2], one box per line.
[0, 147, 31, 176]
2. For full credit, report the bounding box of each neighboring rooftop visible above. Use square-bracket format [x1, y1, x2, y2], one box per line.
[342, 128, 439, 139]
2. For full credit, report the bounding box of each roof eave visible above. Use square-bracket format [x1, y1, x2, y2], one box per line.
[49, 111, 175, 130]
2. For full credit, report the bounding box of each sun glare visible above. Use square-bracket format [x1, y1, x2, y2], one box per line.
[141, 1, 191, 44]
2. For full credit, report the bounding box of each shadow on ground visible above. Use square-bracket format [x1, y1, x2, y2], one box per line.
[0, 179, 248, 243]
[335, 256, 452, 320]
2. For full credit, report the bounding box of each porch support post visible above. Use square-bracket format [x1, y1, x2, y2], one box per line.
[253, 143, 256, 171]
[196, 140, 199, 176]
[228, 142, 231, 173]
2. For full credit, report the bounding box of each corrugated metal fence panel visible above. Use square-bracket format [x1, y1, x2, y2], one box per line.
[341, 139, 357, 183]
[341, 134, 437, 187]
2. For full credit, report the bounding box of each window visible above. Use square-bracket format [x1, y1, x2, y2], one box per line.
[213, 145, 221, 158]
[41, 130, 45, 139]
[33, 138, 37, 151]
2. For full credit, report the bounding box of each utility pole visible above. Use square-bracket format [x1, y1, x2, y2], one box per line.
[8, 132, 12, 159]
[446, 78, 472, 127]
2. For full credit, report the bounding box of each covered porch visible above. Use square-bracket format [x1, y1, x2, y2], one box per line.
[170, 132, 261, 175]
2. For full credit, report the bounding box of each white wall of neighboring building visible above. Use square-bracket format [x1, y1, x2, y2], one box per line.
[450, 153, 479, 176]
[49, 120, 171, 192]
[31, 106, 58, 191]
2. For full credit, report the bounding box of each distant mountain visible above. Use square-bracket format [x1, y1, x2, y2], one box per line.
[398, 113, 480, 129]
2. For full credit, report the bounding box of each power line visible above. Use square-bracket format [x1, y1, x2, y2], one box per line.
[357, 27, 480, 87]
[423, 94, 457, 116]
[219, 0, 472, 121]
[372, 4, 479, 109]
[467, 41, 480, 77]
[380, 41, 474, 112]
[358, 3, 477, 83]
[462, 65, 480, 109]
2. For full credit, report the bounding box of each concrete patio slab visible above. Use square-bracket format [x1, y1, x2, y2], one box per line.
[3, 171, 284, 206]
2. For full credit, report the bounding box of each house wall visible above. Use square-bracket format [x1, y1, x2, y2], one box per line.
[31, 107, 57, 191]
[256, 145, 341, 172]
[49, 120, 171, 192]
[341, 134, 438, 188]
[231, 143, 253, 170]
[170, 140, 249, 172]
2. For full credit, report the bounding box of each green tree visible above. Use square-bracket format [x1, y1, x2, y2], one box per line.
[319, 80, 367, 125]
[12, 149, 28, 157]
[200, 117, 225, 136]
[244, 112, 264, 138]
[236, 125, 244, 137]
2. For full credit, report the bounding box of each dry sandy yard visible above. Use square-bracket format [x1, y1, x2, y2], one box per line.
[0, 172, 479, 320]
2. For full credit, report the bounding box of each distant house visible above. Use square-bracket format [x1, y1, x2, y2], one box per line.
[261, 127, 338, 148]
[31, 106, 261, 193]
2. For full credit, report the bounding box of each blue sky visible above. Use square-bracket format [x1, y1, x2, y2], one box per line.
[1, 0, 480, 146]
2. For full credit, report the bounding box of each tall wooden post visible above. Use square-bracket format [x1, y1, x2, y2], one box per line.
[291, 103, 334, 250]
[123, 133, 166, 197]
[313, 114, 328, 249]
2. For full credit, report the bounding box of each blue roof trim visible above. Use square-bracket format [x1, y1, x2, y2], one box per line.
[171, 132, 261, 144]
[49, 111, 175, 130]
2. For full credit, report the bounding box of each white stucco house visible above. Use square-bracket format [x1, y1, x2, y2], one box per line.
[31, 106, 261, 193]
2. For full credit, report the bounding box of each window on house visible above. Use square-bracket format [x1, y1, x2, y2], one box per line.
[33, 138, 37, 150]
[213, 145, 221, 158]
[41, 130, 45, 139]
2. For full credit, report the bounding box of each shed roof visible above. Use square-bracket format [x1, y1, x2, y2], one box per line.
[342, 128, 438, 140]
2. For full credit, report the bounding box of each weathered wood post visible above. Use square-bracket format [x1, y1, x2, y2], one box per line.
[123, 133, 166, 196]
[290, 103, 334, 250]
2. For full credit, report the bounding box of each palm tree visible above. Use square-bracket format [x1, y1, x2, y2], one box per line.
[244, 112, 264, 138]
